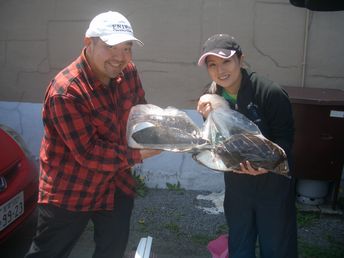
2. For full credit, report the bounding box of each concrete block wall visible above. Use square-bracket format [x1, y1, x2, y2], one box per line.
[0, 0, 343, 190]
[1, 0, 343, 106]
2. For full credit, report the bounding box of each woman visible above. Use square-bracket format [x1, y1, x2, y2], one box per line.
[197, 34, 297, 258]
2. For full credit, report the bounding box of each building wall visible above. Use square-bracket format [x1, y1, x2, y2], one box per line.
[0, 0, 343, 190]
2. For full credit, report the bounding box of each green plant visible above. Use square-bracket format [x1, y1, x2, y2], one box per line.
[164, 222, 180, 234]
[132, 169, 148, 197]
[191, 234, 213, 245]
[143, 207, 157, 216]
[216, 223, 228, 235]
[137, 218, 149, 233]
[296, 210, 319, 228]
[172, 211, 184, 220]
[298, 241, 344, 258]
[166, 181, 184, 192]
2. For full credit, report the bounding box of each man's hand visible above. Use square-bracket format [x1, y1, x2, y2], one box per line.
[140, 149, 162, 160]
[233, 161, 269, 176]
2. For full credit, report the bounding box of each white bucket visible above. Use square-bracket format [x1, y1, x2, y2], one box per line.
[296, 179, 330, 205]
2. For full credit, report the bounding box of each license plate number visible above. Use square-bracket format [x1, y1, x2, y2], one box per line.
[0, 191, 24, 231]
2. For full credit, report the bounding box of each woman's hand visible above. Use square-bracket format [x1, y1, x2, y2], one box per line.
[197, 100, 213, 118]
[233, 161, 269, 176]
[197, 94, 229, 118]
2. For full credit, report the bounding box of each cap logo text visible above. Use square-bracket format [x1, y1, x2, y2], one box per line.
[112, 24, 133, 33]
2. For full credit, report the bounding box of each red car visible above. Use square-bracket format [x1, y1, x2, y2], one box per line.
[0, 124, 39, 243]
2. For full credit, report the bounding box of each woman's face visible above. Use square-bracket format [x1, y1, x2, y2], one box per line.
[206, 54, 243, 94]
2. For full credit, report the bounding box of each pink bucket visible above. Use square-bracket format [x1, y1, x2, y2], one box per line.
[207, 234, 229, 258]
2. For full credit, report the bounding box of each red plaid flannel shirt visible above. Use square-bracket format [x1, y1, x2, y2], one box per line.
[39, 48, 145, 211]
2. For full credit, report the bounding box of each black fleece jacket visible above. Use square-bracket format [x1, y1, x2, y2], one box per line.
[204, 68, 295, 171]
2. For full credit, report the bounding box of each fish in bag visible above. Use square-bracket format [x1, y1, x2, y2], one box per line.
[193, 94, 290, 177]
[127, 104, 210, 152]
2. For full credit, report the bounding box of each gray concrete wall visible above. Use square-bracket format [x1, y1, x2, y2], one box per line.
[0, 0, 343, 191]
[0, 0, 343, 107]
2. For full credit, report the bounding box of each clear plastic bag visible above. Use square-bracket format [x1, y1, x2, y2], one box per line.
[126, 104, 210, 152]
[201, 106, 260, 145]
[194, 106, 290, 176]
[126, 101, 290, 177]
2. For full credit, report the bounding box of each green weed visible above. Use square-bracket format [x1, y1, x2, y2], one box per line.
[298, 241, 344, 258]
[297, 210, 319, 228]
[164, 222, 180, 234]
[166, 181, 184, 192]
[137, 218, 149, 233]
[216, 223, 228, 235]
[191, 234, 213, 245]
[132, 169, 148, 197]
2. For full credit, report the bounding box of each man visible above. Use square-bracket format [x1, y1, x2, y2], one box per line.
[197, 34, 297, 258]
[25, 11, 160, 258]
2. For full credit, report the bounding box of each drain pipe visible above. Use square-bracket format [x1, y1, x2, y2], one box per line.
[301, 9, 310, 88]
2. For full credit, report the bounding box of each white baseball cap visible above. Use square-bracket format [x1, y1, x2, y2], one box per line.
[85, 11, 143, 46]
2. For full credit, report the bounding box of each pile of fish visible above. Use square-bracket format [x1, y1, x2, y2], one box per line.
[126, 95, 290, 177]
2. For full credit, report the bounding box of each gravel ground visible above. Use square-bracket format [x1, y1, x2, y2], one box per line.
[297, 212, 344, 258]
[125, 189, 227, 258]
[124, 188, 344, 258]
[69, 188, 344, 258]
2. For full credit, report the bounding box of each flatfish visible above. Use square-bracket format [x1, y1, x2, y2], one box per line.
[193, 133, 290, 177]
[127, 104, 210, 152]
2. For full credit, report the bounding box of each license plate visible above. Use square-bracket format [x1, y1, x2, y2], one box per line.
[0, 191, 24, 231]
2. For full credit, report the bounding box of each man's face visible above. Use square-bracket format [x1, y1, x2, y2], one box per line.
[206, 54, 243, 93]
[86, 38, 133, 85]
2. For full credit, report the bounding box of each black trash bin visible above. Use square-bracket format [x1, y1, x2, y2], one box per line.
[283, 86, 344, 209]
